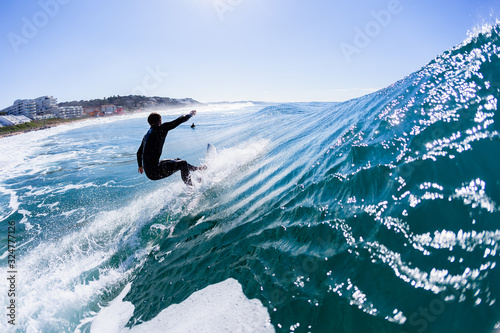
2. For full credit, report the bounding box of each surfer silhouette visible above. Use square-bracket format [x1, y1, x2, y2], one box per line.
[137, 111, 203, 186]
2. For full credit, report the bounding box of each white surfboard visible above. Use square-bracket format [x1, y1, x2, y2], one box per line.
[192, 144, 217, 185]
[206, 143, 217, 161]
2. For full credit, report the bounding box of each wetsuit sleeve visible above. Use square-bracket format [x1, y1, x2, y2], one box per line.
[160, 113, 193, 132]
[137, 140, 144, 168]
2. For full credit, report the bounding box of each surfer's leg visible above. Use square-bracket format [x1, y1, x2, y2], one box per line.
[178, 161, 207, 185]
[159, 159, 194, 185]
[179, 161, 193, 186]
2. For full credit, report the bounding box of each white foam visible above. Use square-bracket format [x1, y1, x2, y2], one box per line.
[90, 283, 135, 333]
[1, 138, 268, 331]
[192, 139, 269, 190]
[0, 104, 265, 331]
[0, 182, 187, 332]
[0, 186, 19, 221]
[466, 19, 500, 40]
[194, 102, 257, 114]
[90, 278, 275, 333]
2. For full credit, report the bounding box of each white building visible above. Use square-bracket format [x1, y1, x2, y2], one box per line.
[35, 96, 59, 117]
[0, 115, 32, 127]
[1, 96, 85, 120]
[57, 106, 84, 119]
[1, 99, 37, 118]
[101, 105, 117, 115]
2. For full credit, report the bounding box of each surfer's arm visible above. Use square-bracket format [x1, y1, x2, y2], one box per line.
[160, 110, 196, 131]
[137, 141, 144, 173]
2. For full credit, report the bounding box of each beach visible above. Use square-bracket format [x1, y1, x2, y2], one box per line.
[0, 116, 92, 139]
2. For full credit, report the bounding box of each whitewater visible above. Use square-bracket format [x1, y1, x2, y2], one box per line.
[1, 24, 500, 333]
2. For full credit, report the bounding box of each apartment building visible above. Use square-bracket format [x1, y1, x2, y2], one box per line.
[57, 106, 84, 119]
[1, 99, 37, 118]
[35, 96, 59, 117]
[1, 96, 84, 119]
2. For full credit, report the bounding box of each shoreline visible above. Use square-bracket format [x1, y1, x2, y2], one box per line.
[0, 117, 93, 139]
[0, 105, 200, 139]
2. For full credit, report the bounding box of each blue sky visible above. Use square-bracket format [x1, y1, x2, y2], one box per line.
[0, 0, 499, 106]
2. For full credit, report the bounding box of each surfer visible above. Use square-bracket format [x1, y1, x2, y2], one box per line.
[137, 111, 203, 186]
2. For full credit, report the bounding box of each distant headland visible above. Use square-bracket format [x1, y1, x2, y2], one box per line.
[59, 95, 200, 112]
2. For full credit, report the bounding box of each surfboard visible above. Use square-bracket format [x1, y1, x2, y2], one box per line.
[192, 144, 216, 185]
[206, 143, 217, 161]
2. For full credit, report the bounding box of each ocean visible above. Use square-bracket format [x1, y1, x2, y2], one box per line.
[1, 24, 499, 333]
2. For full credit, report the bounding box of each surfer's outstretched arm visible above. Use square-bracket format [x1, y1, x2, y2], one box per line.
[160, 110, 196, 131]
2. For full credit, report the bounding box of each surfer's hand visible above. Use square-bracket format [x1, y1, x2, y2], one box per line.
[189, 110, 196, 117]
[138, 167, 144, 174]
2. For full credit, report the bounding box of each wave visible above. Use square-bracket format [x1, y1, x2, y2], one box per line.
[90, 23, 499, 332]
[1, 23, 499, 333]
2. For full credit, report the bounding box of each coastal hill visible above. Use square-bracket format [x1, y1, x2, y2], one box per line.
[59, 95, 201, 111]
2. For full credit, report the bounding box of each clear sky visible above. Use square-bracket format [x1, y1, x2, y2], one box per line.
[0, 0, 499, 106]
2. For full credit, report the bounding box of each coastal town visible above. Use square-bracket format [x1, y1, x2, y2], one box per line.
[0, 95, 199, 134]
[0, 96, 85, 127]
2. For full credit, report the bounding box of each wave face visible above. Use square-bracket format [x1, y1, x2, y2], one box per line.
[1, 25, 500, 333]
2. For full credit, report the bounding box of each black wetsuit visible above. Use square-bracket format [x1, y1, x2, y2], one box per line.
[137, 113, 198, 185]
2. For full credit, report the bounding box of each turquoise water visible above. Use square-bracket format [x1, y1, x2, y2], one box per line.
[1, 24, 500, 332]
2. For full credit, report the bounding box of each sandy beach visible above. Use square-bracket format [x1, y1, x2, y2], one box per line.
[0, 116, 94, 139]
